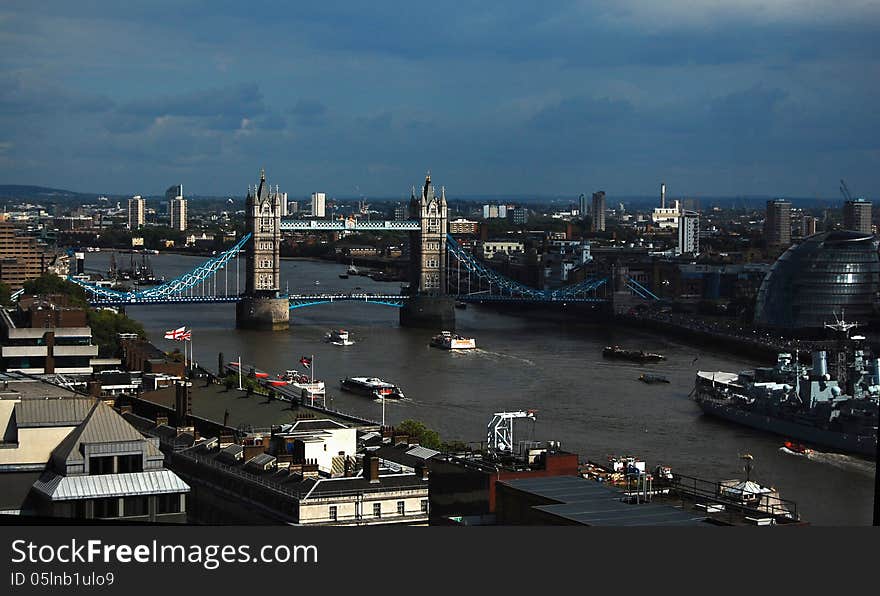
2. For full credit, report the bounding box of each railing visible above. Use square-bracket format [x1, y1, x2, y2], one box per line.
[666, 473, 799, 523]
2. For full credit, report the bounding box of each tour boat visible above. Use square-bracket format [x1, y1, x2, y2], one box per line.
[430, 331, 476, 350]
[340, 377, 405, 400]
[283, 370, 325, 400]
[326, 329, 355, 346]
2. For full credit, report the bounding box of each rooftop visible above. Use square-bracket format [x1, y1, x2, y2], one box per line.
[498, 476, 710, 527]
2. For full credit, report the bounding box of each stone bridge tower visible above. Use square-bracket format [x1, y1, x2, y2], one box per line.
[235, 169, 290, 330]
[408, 172, 447, 294]
[400, 171, 455, 329]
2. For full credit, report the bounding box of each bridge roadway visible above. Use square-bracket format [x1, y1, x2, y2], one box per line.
[88, 292, 607, 307]
[280, 219, 420, 231]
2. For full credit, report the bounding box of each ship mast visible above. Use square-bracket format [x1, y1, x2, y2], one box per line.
[824, 309, 860, 391]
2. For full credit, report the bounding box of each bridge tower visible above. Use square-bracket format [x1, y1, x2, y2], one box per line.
[400, 172, 455, 329]
[235, 168, 290, 330]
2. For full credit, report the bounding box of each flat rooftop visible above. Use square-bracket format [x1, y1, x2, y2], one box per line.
[499, 476, 710, 527]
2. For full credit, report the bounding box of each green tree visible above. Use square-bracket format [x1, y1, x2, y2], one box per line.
[397, 419, 442, 450]
[22, 274, 88, 307]
[87, 309, 146, 357]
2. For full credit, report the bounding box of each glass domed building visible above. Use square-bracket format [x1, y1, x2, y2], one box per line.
[754, 231, 879, 331]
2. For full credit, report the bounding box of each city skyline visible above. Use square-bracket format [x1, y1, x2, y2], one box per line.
[1, 2, 878, 198]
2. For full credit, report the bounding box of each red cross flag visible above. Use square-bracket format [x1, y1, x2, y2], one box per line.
[164, 326, 186, 340]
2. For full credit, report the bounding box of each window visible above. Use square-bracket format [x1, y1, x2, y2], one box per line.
[123, 497, 148, 517]
[157, 494, 181, 514]
[373, 503, 381, 518]
[397, 501, 404, 515]
[93, 498, 119, 519]
[421, 500, 428, 514]
[329, 506, 338, 522]
[117, 454, 142, 474]
[88, 455, 114, 475]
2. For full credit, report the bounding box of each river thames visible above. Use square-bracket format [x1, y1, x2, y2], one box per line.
[85, 251, 876, 525]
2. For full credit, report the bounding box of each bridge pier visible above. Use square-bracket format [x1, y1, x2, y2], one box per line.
[399, 295, 455, 330]
[235, 296, 290, 331]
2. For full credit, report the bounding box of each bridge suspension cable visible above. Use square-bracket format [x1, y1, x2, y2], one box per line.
[69, 233, 251, 306]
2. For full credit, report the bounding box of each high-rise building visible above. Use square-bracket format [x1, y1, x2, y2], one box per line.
[660, 182, 666, 209]
[591, 191, 606, 232]
[166, 184, 186, 231]
[311, 192, 326, 218]
[802, 215, 817, 237]
[394, 204, 409, 221]
[511, 207, 528, 225]
[288, 201, 299, 215]
[678, 210, 700, 256]
[127, 196, 145, 230]
[765, 199, 792, 247]
[278, 191, 288, 217]
[843, 198, 872, 234]
[0, 223, 54, 290]
[578, 194, 588, 219]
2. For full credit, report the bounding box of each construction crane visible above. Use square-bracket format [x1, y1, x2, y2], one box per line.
[487, 410, 537, 454]
[840, 179, 854, 202]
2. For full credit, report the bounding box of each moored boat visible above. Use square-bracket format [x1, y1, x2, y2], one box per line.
[639, 373, 670, 384]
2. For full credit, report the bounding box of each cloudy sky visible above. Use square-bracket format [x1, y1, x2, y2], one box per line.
[0, 1, 878, 199]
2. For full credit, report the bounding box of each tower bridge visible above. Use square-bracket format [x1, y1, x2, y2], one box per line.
[69, 170, 653, 328]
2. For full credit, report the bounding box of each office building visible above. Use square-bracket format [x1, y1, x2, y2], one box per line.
[127, 196, 145, 230]
[449, 218, 480, 235]
[166, 184, 187, 231]
[843, 199, 872, 234]
[1, 295, 98, 374]
[0, 381, 189, 522]
[394, 204, 409, 221]
[591, 191, 606, 232]
[755, 231, 879, 330]
[510, 207, 528, 225]
[764, 199, 791, 247]
[288, 201, 299, 215]
[478, 240, 524, 260]
[0, 223, 57, 290]
[311, 192, 326, 218]
[677, 210, 700, 256]
[578, 194, 588, 219]
[660, 182, 666, 209]
[802, 215, 818, 237]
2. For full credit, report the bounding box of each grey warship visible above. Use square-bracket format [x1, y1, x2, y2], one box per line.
[694, 319, 878, 458]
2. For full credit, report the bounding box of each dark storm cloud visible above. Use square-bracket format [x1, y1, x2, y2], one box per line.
[0, 1, 878, 196]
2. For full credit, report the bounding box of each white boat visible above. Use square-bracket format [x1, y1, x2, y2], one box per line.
[283, 370, 325, 399]
[326, 329, 355, 346]
[314, 280, 321, 286]
[347, 264, 359, 275]
[430, 331, 476, 350]
[340, 377, 405, 399]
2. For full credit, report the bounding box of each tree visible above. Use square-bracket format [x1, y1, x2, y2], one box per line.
[87, 309, 146, 357]
[396, 419, 442, 450]
[22, 274, 88, 307]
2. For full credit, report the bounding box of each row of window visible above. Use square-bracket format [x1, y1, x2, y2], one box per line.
[91, 494, 181, 518]
[328, 500, 428, 521]
[423, 274, 440, 289]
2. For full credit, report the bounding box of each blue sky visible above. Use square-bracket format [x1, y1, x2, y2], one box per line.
[0, 1, 878, 199]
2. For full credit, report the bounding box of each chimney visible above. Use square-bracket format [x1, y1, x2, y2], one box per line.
[175, 380, 192, 425]
[364, 454, 380, 483]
